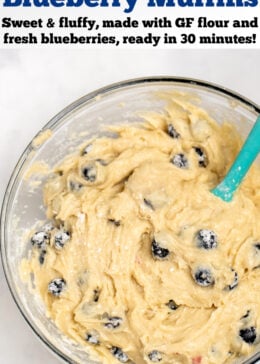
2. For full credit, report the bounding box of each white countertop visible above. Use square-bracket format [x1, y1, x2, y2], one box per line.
[0, 49, 259, 363]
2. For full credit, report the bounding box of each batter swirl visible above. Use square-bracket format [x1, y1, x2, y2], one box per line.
[24, 95, 260, 364]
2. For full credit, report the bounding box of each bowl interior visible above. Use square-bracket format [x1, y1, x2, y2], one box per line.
[1, 78, 260, 364]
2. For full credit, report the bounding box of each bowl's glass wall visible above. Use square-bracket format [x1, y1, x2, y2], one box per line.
[1, 79, 260, 364]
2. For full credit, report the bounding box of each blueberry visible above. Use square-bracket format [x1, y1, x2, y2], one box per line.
[31, 231, 50, 249]
[93, 288, 100, 302]
[171, 154, 188, 169]
[151, 239, 169, 260]
[166, 299, 179, 310]
[48, 278, 66, 297]
[239, 327, 257, 344]
[148, 350, 163, 362]
[196, 229, 218, 249]
[226, 270, 238, 291]
[86, 331, 99, 345]
[110, 346, 129, 363]
[168, 124, 180, 139]
[193, 147, 208, 167]
[104, 316, 122, 329]
[82, 165, 96, 182]
[193, 267, 215, 287]
[241, 310, 250, 320]
[54, 230, 70, 250]
[39, 250, 47, 265]
[108, 219, 121, 227]
[254, 243, 260, 250]
[144, 198, 154, 210]
[82, 143, 92, 155]
[69, 181, 83, 191]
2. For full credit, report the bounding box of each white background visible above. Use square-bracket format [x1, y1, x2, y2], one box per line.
[0, 49, 260, 363]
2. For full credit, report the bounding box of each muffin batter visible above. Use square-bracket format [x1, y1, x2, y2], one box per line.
[24, 95, 260, 364]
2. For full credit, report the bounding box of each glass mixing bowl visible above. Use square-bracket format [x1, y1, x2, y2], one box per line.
[1, 77, 260, 364]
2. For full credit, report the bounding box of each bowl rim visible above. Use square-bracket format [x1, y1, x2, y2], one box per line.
[1, 76, 260, 364]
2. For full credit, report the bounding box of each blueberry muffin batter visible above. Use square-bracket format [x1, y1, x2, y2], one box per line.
[23, 96, 260, 364]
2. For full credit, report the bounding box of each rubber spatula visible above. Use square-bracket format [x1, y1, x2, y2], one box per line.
[212, 115, 260, 202]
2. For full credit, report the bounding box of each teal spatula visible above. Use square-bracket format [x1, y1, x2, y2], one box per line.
[212, 115, 260, 202]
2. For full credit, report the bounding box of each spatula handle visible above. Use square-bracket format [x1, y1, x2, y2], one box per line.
[212, 116, 260, 202]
